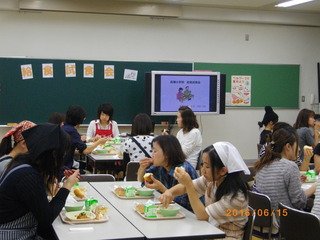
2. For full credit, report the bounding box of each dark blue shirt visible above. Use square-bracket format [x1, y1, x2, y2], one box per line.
[146, 161, 203, 211]
[61, 124, 87, 169]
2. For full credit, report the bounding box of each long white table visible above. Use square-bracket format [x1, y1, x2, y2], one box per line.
[52, 182, 144, 240]
[90, 181, 226, 240]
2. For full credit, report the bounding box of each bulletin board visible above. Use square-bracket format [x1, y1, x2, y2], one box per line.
[0, 58, 192, 124]
[194, 62, 300, 108]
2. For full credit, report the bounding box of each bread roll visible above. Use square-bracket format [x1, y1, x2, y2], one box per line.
[144, 173, 153, 182]
[135, 204, 145, 214]
[304, 145, 313, 150]
[114, 187, 126, 196]
[175, 166, 184, 172]
[74, 188, 85, 198]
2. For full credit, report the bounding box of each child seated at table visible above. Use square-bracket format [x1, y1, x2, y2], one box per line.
[0, 120, 36, 175]
[86, 103, 119, 142]
[254, 125, 317, 234]
[137, 135, 201, 211]
[122, 113, 154, 162]
[158, 142, 250, 240]
[0, 123, 80, 239]
[62, 105, 108, 172]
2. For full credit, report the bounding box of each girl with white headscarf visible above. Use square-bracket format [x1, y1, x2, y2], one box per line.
[158, 142, 250, 240]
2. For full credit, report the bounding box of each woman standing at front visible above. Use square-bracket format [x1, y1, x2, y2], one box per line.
[175, 106, 202, 169]
[86, 103, 119, 142]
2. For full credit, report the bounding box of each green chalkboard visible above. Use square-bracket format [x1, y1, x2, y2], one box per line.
[0, 58, 192, 124]
[194, 63, 299, 108]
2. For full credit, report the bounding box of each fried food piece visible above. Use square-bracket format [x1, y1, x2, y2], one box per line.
[76, 212, 89, 219]
[74, 188, 85, 198]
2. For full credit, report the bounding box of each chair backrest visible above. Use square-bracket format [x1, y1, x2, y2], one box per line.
[279, 202, 320, 240]
[243, 206, 255, 240]
[248, 191, 273, 239]
[80, 174, 115, 182]
[125, 162, 140, 181]
[241, 166, 255, 183]
[122, 152, 131, 173]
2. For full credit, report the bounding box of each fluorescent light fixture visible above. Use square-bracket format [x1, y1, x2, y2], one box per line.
[275, 0, 314, 8]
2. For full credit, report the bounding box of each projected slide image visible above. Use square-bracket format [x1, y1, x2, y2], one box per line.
[160, 75, 210, 112]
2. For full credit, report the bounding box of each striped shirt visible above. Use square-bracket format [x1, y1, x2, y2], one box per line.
[193, 176, 248, 240]
[255, 158, 307, 231]
[311, 177, 320, 218]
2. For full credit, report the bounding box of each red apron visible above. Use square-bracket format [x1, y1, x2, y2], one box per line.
[95, 120, 121, 167]
[95, 120, 113, 138]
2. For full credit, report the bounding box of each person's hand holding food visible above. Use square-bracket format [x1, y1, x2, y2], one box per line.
[303, 145, 313, 160]
[145, 175, 166, 192]
[139, 158, 153, 169]
[158, 190, 174, 208]
[174, 166, 192, 186]
[62, 169, 80, 190]
[97, 137, 108, 145]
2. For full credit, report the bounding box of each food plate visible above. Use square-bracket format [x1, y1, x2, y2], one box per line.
[60, 210, 108, 224]
[94, 145, 118, 155]
[134, 207, 185, 220]
[65, 211, 96, 221]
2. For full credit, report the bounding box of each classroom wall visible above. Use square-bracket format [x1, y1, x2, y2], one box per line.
[1, 8, 320, 160]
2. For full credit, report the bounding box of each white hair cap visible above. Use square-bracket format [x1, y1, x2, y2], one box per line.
[212, 141, 250, 175]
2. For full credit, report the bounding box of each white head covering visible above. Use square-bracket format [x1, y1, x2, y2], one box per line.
[212, 141, 250, 175]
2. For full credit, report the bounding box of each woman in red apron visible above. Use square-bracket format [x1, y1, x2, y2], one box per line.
[86, 103, 119, 142]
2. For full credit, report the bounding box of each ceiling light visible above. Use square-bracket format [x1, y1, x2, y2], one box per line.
[275, 0, 314, 8]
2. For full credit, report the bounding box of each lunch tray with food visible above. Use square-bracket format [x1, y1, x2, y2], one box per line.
[59, 210, 109, 224]
[93, 145, 119, 155]
[134, 204, 185, 220]
[113, 186, 154, 199]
